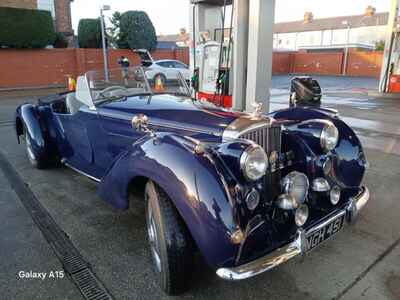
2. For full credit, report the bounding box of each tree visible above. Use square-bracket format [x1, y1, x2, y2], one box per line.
[108, 12, 128, 49]
[53, 32, 69, 48]
[112, 11, 157, 51]
[0, 7, 56, 48]
[375, 40, 385, 51]
[78, 18, 102, 48]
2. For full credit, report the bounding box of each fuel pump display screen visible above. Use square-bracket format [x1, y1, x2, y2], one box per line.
[201, 45, 220, 93]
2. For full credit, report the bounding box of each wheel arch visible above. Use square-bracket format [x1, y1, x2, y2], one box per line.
[98, 134, 240, 268]
[15, 115, 24, 137]
[273, 106, 367, 187]
[16, 104, 46, 155]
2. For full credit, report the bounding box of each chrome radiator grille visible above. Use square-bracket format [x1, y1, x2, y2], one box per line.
[239, 125, 282, 154]
[240, 124, 282, 204]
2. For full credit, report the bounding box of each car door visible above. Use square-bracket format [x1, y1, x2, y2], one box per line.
[91, 98, 151, 176]
[172, 61, 190, 81]
[54, 76, 111, 180]
[158, 61, 175, 80]
[55, 104, 105, 179]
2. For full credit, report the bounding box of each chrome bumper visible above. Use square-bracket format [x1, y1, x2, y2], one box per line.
[216, 186, 370, 281]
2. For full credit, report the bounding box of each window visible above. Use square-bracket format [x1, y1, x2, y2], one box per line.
[157, 61, 175, 68]
[37, 0, 55, 18]
[156, 62, 169, 68]
[173, 62, 188, 69]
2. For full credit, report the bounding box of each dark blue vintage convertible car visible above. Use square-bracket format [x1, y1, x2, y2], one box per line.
[15, 67, 369, 294]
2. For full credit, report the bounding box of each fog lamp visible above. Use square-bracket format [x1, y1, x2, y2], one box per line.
[276, 194, 299, 210]
[330, 186, 341, 205]
[312, 178, 330, 192]
[246, 189, 260, 211]
[295, 204, 309, 227]
[282, 171, 309, 204]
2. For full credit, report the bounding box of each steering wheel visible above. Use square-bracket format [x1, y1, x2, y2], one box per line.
[99, 86, 129, 98]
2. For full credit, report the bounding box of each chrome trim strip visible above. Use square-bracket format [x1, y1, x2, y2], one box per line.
[63, 160, 101, 183]
[353, 186, 370, 212]
[347, 186, 370, 223]
[216, 186, 369, 281]
[216, 229, 304, 280]
[99, 111, 220, 136]
[149, 120, 220, 136]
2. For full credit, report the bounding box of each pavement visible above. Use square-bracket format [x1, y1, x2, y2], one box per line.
[0, 76, 399, 300]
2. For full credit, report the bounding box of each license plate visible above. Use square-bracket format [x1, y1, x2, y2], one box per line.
[306, 213, 345, 251]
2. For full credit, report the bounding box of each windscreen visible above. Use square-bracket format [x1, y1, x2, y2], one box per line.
[86, 67, 190, 103]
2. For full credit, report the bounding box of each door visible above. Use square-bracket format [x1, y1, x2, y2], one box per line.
[91, 106, 146, 176]
[55, 106, 104, 179]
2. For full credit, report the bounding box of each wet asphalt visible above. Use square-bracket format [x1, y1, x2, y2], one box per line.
[0, 76, 399, 300]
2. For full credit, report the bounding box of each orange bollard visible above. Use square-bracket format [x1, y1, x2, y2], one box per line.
[154, 75, 165, 92]
[68, 77, 77, 91]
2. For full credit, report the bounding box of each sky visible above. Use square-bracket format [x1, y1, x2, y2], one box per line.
[71, 0, 391, 35]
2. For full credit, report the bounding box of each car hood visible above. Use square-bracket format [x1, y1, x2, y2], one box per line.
[98, 94, 241, 138]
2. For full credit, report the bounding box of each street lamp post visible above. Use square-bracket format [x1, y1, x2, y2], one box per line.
[341, 10, 376, 76]
[342, 21, 351, 76]
[100, 5, 111, 82]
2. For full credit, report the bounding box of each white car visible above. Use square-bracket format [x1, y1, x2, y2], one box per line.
[134, 49, 191, 84]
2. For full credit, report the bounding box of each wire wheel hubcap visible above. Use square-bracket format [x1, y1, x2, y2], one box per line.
[25, 133, 36, 161]
[147, 200, 162, 273]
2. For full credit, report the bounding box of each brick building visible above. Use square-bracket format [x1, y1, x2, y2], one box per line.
[0, 0, 74, 45]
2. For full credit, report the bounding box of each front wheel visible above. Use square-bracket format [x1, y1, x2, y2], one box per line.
[145, 181, 193, 295]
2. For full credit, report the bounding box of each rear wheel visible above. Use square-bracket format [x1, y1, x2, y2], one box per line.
[145, 180, 193, 295]
[23, 126, 47, 169]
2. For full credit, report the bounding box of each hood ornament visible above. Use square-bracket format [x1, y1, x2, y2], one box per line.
[132, 114, 156, 137]
[252, 102, 263, 118]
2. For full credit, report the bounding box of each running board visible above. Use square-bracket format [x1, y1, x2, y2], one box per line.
[62, 159, 101, 183]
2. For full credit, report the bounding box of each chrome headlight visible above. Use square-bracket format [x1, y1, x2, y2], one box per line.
[321, 123, 339, 152]
[295, 204, 309, 227]
[276, 194, 298, 210]
[282, 171, 309, 204]
[312, 178, 330, 192]
[245, 189, 260, 210]
[240, 144, 268, 181]
[330, 185, 341, 205]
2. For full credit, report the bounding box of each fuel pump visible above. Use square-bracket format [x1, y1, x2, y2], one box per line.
[388, 30, 400, 93]
[194, 41, 233, 106]
[190, 0, 275, 112]
[190, 0, 233, 107]
[379, 0, 400, 94]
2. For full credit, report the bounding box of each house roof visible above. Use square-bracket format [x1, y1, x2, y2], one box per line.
[158, 34, 181, 42]
[156, 41, 178, 50]
[274, 12, 389, 34]
[158, 12, 395, 43]
[157, 33, 190, 45]
[190, 0, 232, 5]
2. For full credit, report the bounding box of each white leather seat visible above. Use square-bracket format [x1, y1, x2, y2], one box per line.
[66, 93, 83, 115]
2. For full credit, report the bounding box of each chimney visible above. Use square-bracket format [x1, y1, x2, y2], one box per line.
[304, 12, 314, 24]
[365, 6, 376, 17]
